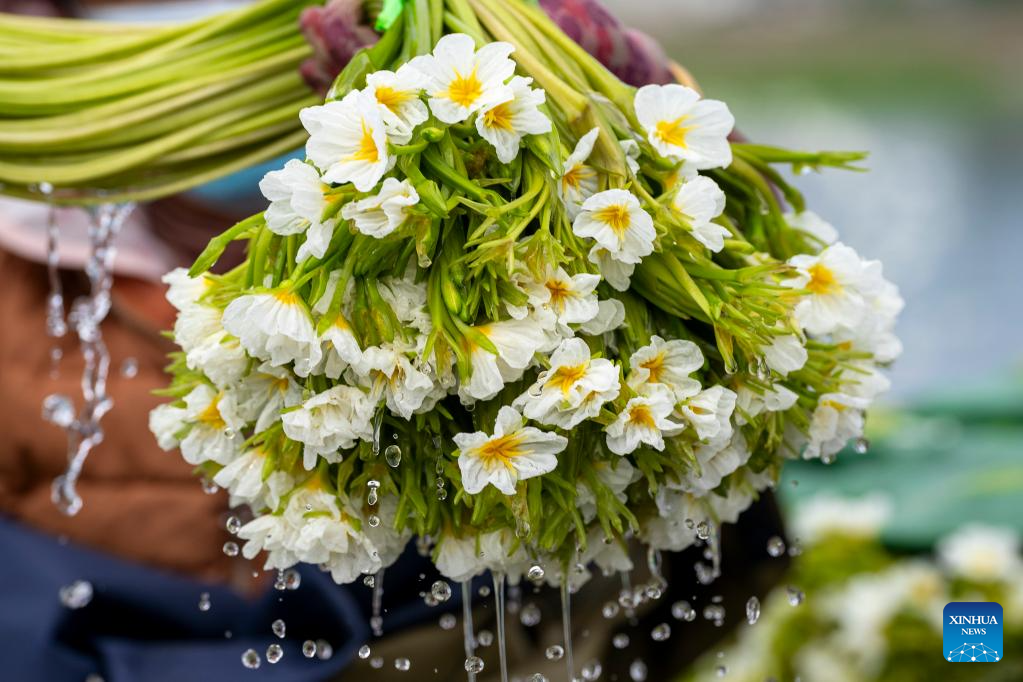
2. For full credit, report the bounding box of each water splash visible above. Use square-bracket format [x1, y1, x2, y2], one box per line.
[461, 581, 478, 682]
[493, 573, 509, 682]
[560, 580, 576, 682]
[370, 568, 385, 636]
[49, 202, 135, 516]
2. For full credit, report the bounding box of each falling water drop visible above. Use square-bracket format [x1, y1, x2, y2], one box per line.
[853, 437, 870, 454]
[477, 629, 493, 647]
[59, 580, 93, 609]
[493, 573, 510, 682]
[545, 645, 564, 661]
[42, 394, 75, 428]
[371, 569, 385, 636]
[629, 659, 648, 681]
[223, 541, 239, 557]
[519, 603, 542, 627]
[372, 409, 384, 454]
[364, 575, 376, 588]
[464, 657, 485, 673]
[241, 649, 261, 669]
[461, 581, 479, 682]
[266, 644, 283, 664]
[370, 657, 384, 669]
[601, 601, 619, 619]
[746, 597, 761, 625]
[358, 644, 371, 659]
[650, 623, 671, 642]
[302, 641, 317, 658]
[394, 657, 411, 671]
[315, 640, 332, 660]
[527, 674, 547, 682]
[226, 516, 241, 534]
[431, 580, 452, 603]
[716, 664, 728, 677]
[368, 514, 380, 528]
[119, 357, 138, 379]
[272, 619, 286, 638]
[671, 600, 696, 621]
[580, 660, 602, 680]
[703, 604, 726, 627]
[612, 633, 630, 649]
[384, 444, 402, 467]
[439, 613, 457, 630]
[695, 521, 711, 540]
[284, 568, 302, 590]
[366, 479, 380, 506]
[527, 564, 545, 582]
[560, 581, 576, 682]
[766, 536, 786, 557]
[786, 586, 805, 606]
[198, 592, 211, 612]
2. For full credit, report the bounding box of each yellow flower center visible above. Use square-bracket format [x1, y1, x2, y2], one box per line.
[482, 101, 515, 132]
[545, 278, 572, 313]
[445, 69, 483, 108]
[822, 399, 846, 412]
[274, 290, 300, 306]
[271, 376, 290, 395]
[655, 116, 692, 149]
[374, 85, 412, 112]
[562, 164, 596, 192]
[197, 396, 226, 430]
[476, 433, 526, 471]
[639, 352, 666, 383]
[806, 263, 841, 295]
[688, 405, 710, 415]
[547, 362, 588, 396]
[351, 121, 380, 163]
[593, 204, 632, 237]
[628, 404, 657, 429]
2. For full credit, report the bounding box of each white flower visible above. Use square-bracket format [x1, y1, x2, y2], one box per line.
[179, 384, 245, 465]
[577, 457, 636, 523]
[634, 84, 734, 169]
[573, 189, 655, 264]
[679, 385, 736, 442]
[760, 334, 808, 377]
[791, 493, 892, 545]
[803, 392, 869, 460]
[214, 446, 294, 512]
[559, 128, 600, 219]
[455, 406, 567, 495]
[782, 243, 883, 336]
[521, 267, 600, 327]
[340, 177, 419, 239]
[674, 431, 751, 495]
[171, 302, 248, 389]
[461, 318, 549, 403]
[300, 89, 391, 191]
[364, 63, 429, 144]
[435, 534, 482, 582]
[408, 33, 516, 124]
[222, 290, 322, 374]
[938, 524, 1022, 582]
[786, 210, 837, 245]
[356, 344, 435, 419]
[671, 175, 729, 252]
[281, 385, 376, 468]
[476, 76, 552, 163]
[642, 488, 707, 552]
[735, 382, 798, 424]
[627, 335, 704, 402]
[233, 363, 303, 434]
[620, 138, 641, 174]
[259, 159, 335, 261]
[514, 338, 620, 429]
[588, 244, 635, 292]
[578, 298, 626, 336]
[162, 268, 209, 311]
[149, 403, 187, 451]
[319, 312, 363, 380]
[605, 385, 684, 455]
[436, 530, 529, 583]
[833, 279, 904, 363]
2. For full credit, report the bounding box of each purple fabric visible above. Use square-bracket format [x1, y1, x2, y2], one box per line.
[299, 0, 380, 95]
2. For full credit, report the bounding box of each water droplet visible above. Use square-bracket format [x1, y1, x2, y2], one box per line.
[284, 568, 301, 590]
[302, 641, 317, 658]
[696, 521, 712, 540]
[394, 657, 411, 671]
[788, 539, 803, 557]
[366, 479, 380, 506]
[241, 649, 261, 669]
[581, 659, 602, 680]
[650, 623, 671, 642]
[223, 541, 239, 557]
[519, 603, 542, 627]
[527, 564, 545, 582]
[612, 633, 630, 649]
[545, 645, 564, 660]
[363, 574, 376, 588]
[766, 536, 786, 557]
[439, 613, 457, 630]
[59, 580, 93, 609]
[629, 659, 648, 681]
[853, 437, 870, 454]
[198, 592, 211, 612]
[358, 644, 371, 659]
[716, 664, 727, 677]
[201, 477, 219, 495]
[703, 604, 726, 626]
[475, 628, 494, 648]
[436, 486, 448, 501]
[272, 618, 286, 638]
[643, 583, 662, 600]
[601, 601, 620, 619]
[384, 444, 402, 467]
[315, 639, 333, 660]
[464, 656, 485, 673]
[431, 580, 452, 602]
[478, 586, 491, 598]
[266, 643, 283, 664]
[528, 674, 548, 682]
[786, 585, 804, 606]
[671, 600, 695, 621]
[370, 656, 384, 669]
[226, 516, 241, 534]
[695, 562, 716, 585]
[746, 596, 760, 625]
[42, 394, 75, 428]
[119, 357, 138, 379]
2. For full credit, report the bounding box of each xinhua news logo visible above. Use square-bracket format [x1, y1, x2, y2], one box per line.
[944, 602, 1003, 663]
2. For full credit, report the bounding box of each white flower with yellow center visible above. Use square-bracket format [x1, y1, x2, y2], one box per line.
[300, 89, 391, 191]
[675, 431, 751, 495]
[233, 363, 303, 434]
[341, 177, 420, 238]
[356, 343, 435, 419]
[559, 128, 601, 219]
[514, 337, 621, 428]
[573, 189, 655, 264]
[281, 385, 376, 469]
[671, 175, 729, 252]
[627, 335, 704, 402]
[172, 302, 248, 389]
[678, 385, 737, 442]
[222, 290, 322, 373]
[521, 266, 600, 327]
[365, 63, 429, 144]
[643, 488, 707, 552]
[436, 530, 530, 583]
[476, 76, 552, 163]
[179, 384, 245, 465]
[735, 382, 798, 424]
[578, 298, 626, 337]
[259, 159, 336, 261]
[782, 243, 882, 335]
[587, 244, 635, 292]
[214, 446, 294, 512]
[760, 334, 808, 377]
[605, 385, 684, 455]
[455, 406, 567, 495]
[319, 312, 363, 380]
[804, 392, 869, 460]
[634, 83, 734, 169]
[408, 33, 516, 124]
[461, 318, 549, 403]
[937, 524, 1022, 582]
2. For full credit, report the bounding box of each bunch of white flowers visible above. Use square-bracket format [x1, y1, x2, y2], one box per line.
[151, 0, 901, 592]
